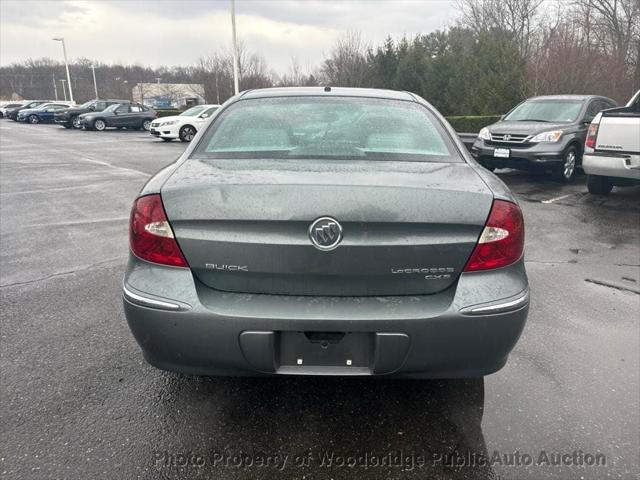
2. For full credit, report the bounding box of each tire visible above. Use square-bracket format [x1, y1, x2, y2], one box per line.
[142, 120, 151, 131]
[179, 125, 196, 142]
[29, 114, 40, 124]
[552, 146, 578, 183]
[93, 119, 106, 131]
[71, 115, 82, 129]
[587, 175, 613, 195]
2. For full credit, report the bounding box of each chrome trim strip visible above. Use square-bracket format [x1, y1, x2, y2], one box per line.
[461, 290, 529, 315]
[489, 133, 532, 144]
[122, 285, 181, 311]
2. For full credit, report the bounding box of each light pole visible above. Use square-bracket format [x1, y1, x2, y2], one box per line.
[230, 0, 239, 95]
[59, 79, 68, 101]
[52, 37, 74, 103]
[52, 74, 58, 101]
[91, 64, 98, 99]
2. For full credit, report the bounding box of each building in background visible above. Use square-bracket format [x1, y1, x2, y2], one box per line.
[132, 83, 205, 109]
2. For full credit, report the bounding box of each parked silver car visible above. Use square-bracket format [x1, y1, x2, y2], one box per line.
[123, 87, 529, 378]
[583, 90, 640, 194]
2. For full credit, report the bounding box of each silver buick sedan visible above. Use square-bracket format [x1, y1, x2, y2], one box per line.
[123, 87, 529, 378]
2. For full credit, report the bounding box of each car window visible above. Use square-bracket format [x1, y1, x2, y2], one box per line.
[193, 96, 457, 162]
[201, 107, 219, 117]
[116, 104, 130, 114]
[95, 102, 107, 110]
[180, 105, 206, 116]
[584, 101, 602, 122]
[131, 105, 142, 113]
[504, 100, 584, 123]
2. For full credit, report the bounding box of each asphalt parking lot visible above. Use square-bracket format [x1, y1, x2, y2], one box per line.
[1, 122, 638, 480]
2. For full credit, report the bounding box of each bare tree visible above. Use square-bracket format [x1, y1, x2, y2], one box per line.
[320, 31, 371, 87]
[458, 0, 545, 57]
[278, 57, 320, 86]
[527, 0, 639, 100]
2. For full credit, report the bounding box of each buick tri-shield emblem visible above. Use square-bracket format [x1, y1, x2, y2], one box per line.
[309, 217, 343, 251]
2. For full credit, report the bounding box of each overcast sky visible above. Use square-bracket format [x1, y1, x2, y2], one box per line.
[0, 0, 459, 73]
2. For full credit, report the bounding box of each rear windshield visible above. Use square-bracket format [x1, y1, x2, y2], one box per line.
[504, 100, 584, 123]
[192, 96, 458, 162]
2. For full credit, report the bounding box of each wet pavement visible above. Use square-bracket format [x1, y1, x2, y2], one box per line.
[1, 122, 638, 480]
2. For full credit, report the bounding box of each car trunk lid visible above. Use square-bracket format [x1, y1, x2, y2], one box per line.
[161, 158, 494, 296]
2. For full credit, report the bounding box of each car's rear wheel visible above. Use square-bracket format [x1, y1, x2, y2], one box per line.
[71, 116, 82, 129]
[179, 125, 196, 142]
[29, 114, 40, 124]
[142, 120, 151, 131]
[93, 119, 106, 131]
[552, 146, 578, 183]
[587, 175, 613, 195]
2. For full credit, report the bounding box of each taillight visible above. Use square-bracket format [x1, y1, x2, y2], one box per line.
[585, 122, 599, 149]
[129, 194, 188, 268]
[464, 200, 524, 272]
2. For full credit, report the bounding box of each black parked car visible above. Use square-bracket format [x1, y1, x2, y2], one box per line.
[55, 99, 129, 129]
[4, 100, 53, 121]
[471, 95, 617, 182]
[79, 103, 156, 131]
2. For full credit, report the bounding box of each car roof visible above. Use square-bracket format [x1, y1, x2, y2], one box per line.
[239, 87, 415, 101]
[527, 94, 610, 102]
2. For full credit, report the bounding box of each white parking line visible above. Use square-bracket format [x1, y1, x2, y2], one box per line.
[541, 193, 574, 204]
[81, 157, 150, 177]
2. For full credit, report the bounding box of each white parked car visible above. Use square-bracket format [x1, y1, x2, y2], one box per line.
[583, 90, 640, 195]
[0, 101, 26, 118]
[149, 104, 220, 142]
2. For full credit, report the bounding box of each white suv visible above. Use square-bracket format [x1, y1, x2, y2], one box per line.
[150, 104, 220, 142]
[583, 90, 640, 195]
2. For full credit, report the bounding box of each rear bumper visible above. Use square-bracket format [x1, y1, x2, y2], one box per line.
[471, 140, 568, 170]
[123, 255, 529, 378]
[583, 152, 640, 181]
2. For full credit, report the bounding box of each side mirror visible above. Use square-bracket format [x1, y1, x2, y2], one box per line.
[199, 113, 209, 119]
[89, 105, 96, 111]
